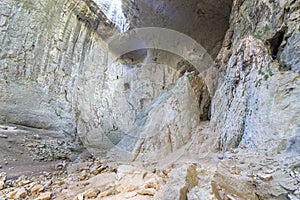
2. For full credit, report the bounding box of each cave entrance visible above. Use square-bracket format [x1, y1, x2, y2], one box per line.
[95, 0, 233, 59]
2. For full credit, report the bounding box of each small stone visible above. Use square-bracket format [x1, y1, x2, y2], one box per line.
[5, 180, 12, 187]
[7, 190, 17, 198]
[37, 192, 52, 200]
[18, 179, 31, 186]
[79, 174, 87, 181]
[144, 179, 159, 190]
[266, 157, 274, 160]
[79, 171, 88, 181]
[230, 166, 241, 175]
[55, 163, 65, 170]
[34, 134, 41, 140]
[217, 154, 224, 160]
[15, 187, 27, 198]
[239, 143, 245, 148]
[247, 172, 256, 178]
[98, 188, 114, 197]
[38, 144, 46, 148]
[288, 194, 299, 200]
[231, 149, 239, 154]
[0, 172, 7, 182]
[228, 155, 238, 160]
[0, 181, 5, 190]
[30, 184, 44, 194]
[138, 188, 156, 196]
[265, 169, 276, 174]
[257, 173, 272, 181]
[124, 191, 137, 198]
[226, 194, 238, 200]
[57, 180, 64, 186]
[44, 180, 52, 189]
[249, 163, 256, 167]
[77, 193, 84, 200]
[0, 125, 8, 130]
[7, 126, 16, 130]
[0, 134, 8, 138]
[84, 189, 99, 198]
[90, 165, 106, 175]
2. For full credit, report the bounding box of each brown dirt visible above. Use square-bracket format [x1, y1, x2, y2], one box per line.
[0, 126, 66, 179]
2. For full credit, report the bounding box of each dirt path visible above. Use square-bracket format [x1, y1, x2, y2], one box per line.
[0, 125, 81, 179]
[1, 128, 51, 179]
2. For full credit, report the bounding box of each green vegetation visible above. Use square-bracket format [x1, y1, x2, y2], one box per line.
[245, 108, 252, 116]
[254, 32, 262, 39]
[258, 70, 264, 76]
[290, 166, 297, 172]
[264, 74, 269, 81]
[255, 79, 262, 87]
[269, 70, 274, 76]
[265, 152, 269, 156]
[254, 25, 271, 39]
[257, 69, 274, 83]
[264, 148, 269, 156]
[264, 25, 271, 33]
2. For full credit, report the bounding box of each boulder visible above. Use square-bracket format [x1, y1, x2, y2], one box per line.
[162, 163, 198, 200]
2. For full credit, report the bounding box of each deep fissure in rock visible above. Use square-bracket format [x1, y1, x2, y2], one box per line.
[268, 28, 287, 60]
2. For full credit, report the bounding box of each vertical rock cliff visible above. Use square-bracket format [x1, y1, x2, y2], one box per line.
[0, 0, 107, 134]
[211, 0, 300, 154]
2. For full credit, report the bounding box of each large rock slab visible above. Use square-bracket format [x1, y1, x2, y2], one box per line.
[105, 73, 210, 161]
[162, 163, 198, 200]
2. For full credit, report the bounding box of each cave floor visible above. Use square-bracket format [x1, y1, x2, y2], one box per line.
[0, 125, 299, 200]
[0, 126, 63, 179]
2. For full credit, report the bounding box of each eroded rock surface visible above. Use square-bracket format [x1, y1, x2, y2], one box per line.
[0, 0, 227, 161]
[105, 73, 210, 161]
[211, 0, 300, 153]
[211, 36, 300, 153]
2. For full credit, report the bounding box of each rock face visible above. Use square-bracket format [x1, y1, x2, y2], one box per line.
[211, 0, 300, 153]
[0, 0, 223, 160]
[106, 73, 210, 161]
[0, 0, 107, 134]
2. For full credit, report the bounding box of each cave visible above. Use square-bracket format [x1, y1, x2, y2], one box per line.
[0, 0, 300, 199]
